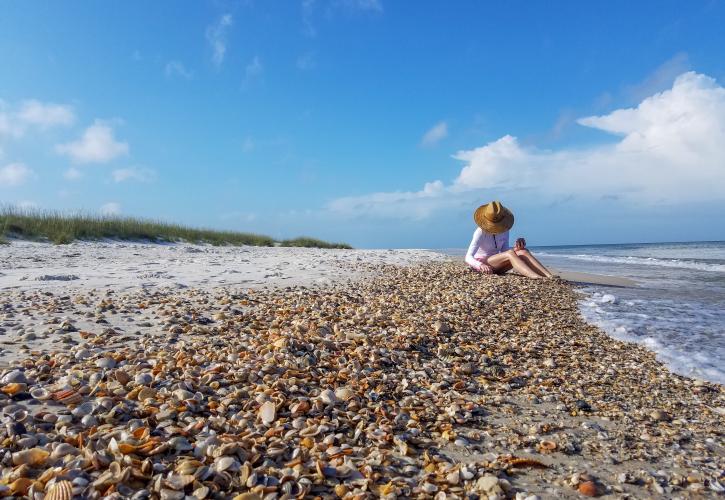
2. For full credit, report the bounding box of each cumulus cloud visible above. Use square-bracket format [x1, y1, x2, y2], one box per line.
[420, 121, 448, 147]
[100, 202, 121, 216]
[206, 14, 233, 67]
[164, 61, 193, 79]
[17, 100, 75, 128]
[329, 71, 725, 219]
[111, 167, 156, 183]
[0, 163, 34, 187]
[56, 121, 129, 164]
[0, 99, 74, 139]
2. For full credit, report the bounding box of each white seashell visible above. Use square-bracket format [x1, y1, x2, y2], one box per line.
[258, 401, 276, 424]
[318, 389, 337, 405]
[213, 456, 240, 472]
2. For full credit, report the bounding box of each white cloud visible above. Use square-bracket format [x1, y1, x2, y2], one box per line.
[17, 100, 75, 128]
[0, 163, 33, 187]
[329, 71, 725, 219]
[100, 202, 121, 216]
[0, 99, 74, 139]
[56, 121, 129, 164]
[420, 121, 448, 147]
[206, 14, 233, 67]
[64, 167, 82, 180]
[111, 167, 156, 183]
[164, 61, 193, 79]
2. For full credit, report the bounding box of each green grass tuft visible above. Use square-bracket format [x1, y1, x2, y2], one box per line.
[0, 207, 350, 248]
[279, 237, 352, 249]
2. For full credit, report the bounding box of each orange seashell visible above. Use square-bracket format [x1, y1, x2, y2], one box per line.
[45, 480, 73, 500]
[118, 443, 137, 454]
[537, 440, 557, 453]
[51, 389, 74, 400]
[578, 481, 599, 497]
[9, 478, 34, 495]
[59, 392, 82, 405]
[2, 383, 27, 395]
[132, 427, 149, 440]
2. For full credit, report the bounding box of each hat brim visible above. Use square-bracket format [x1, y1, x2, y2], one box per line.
[474, 205, 514, 234]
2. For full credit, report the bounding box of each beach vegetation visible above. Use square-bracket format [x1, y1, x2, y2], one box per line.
[279, 237, 352, 249]
[0, 207, 349, 248]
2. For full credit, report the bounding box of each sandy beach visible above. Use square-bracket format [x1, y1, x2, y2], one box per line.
[0, 242, 723, 498]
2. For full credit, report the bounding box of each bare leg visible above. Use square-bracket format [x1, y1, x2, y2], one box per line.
[515, 249, 555, 278]
[486, 249, 543, 279]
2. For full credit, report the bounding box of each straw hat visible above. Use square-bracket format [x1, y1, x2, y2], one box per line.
[474, 201, 514, 234]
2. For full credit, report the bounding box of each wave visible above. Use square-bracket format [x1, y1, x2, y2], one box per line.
[537, 252, 725, 273]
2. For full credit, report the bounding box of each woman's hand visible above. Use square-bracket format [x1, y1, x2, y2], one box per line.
[515, 238, 526, 250]
[479, 264, 494, 274]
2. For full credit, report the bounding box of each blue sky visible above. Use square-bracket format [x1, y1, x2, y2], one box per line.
[1, 1, 725, 248]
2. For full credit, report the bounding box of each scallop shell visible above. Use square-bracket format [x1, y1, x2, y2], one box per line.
[45, 480, 73, 500]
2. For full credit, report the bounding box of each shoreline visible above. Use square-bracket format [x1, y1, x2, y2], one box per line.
[0, 249, 722, 498]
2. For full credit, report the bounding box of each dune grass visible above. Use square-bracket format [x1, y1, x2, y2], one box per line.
[0, 208, 350, 248]
[280, 237, 352, 249]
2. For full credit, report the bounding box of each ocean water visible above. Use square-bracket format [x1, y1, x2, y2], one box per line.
[441, 241, 725, 385]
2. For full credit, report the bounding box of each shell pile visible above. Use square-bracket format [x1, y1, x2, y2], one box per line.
[0, 262, 723, 499]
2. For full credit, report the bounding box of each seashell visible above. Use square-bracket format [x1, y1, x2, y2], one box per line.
[193, 486, 210, 499]
[318, 389, 337, 405]
[137, 387, 156, 401]
[50, 443, 80, 460]
[9, 478, 34, 496]
[1, 383, 27, 395]
[334, 386, 355, 401]
[537, 440, 557, 453]
[71, 401, 95, 417]
[45, 480, 73, 500]
[30, 387, 51, 400]
[291, 400, 311, 415]
[164, 474, 196, 490]
[115, 370, 131, 385]
[12, 447, 50, 466]
[169, 436, 192, 451]
[173, 389, 194, 400]
[214, 456, 240, 473]
[96, 357, 117, 369]
[232, 493, 262, 500]
[578, 481, 599, 497]
[52, 389, 82, 405]
[258, 401, 276, 424]
[1, 370, 28, 384]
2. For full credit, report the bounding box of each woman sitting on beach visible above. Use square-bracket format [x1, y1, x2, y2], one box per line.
[465, 201, 554, 279]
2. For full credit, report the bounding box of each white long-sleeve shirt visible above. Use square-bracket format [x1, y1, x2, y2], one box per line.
[465, 227, 509, 271]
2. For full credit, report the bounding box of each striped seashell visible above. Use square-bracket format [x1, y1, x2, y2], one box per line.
[45, 480, 73, 500]
[52, 389, 83, 405]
